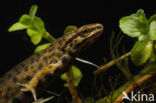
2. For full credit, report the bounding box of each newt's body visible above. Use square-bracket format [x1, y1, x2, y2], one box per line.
[0, 23, 103, 103]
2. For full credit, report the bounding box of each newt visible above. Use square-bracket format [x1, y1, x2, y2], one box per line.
[0, 23, 103, 103]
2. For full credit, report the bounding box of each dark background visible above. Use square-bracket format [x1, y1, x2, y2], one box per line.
[0, 0, 155, 101]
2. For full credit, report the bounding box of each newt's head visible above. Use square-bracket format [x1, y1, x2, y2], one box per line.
[75, 23, 103, 49]
[62, 23, 103, 53]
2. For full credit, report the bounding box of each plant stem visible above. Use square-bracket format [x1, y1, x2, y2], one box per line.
[43, 31, 56, 42]
[66, 67, 82, 103]
[93, 52, 131, 74]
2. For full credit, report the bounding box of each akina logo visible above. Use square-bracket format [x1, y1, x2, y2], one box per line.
[121, 91, 154, 102]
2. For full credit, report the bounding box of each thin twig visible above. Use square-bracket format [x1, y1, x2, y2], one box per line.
[93, 52, 131, 74]
[66, 68, 82, 103]
[113, 71, 156, 103]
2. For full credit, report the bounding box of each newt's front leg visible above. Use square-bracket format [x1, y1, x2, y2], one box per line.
[17, 64, 57, 101]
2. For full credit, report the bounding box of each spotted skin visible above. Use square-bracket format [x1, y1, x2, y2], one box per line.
[0, 23, 103, 103]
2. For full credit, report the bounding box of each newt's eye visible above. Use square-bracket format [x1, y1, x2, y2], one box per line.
[83, 30, 89, 34]
[79, 29, 90, 37]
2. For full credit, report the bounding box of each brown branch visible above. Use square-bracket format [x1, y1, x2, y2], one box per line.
[94, 52, 131, 74]
[113, 71, 156, 103]
[66, 68, 82, 103]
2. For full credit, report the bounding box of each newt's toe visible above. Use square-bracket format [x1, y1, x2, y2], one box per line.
[16, 82, 37, 101]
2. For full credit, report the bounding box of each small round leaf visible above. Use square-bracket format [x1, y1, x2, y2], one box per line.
[35, 43, 52, 53]
[119, 16, 142, 37]
[31, 33, 42, 45]
[19, 14, 32, 26]
[63, 25, 77, 35]
[8, 22, 27, 32]
[61, 65, 83, 87]
[131, 40, 153, 66]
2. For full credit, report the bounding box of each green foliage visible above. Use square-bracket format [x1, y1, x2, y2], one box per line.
[27, 29, 42, 45]
[119, 9, 156, 66]
[8, 5, 55, 45]
[19, 14, 32, 26]
[63, 25, 77, 35]
[148, 14, 156, 24]
[131, 40, 153, 66]
[139, 21, 156, 40]
[119, 9, 148, 38]
[61, 65, 83, 87]
[8, 22, 28, 31]
[29, 5, 38, 21]
[149, 21, 156, 40]
[34, 43, 52, 53]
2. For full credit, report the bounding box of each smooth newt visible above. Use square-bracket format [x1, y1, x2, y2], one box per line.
[0, 23, 103, 103]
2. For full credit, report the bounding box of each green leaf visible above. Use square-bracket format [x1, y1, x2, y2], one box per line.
[63, 25, 77, 35]
[31, 33, 42, 45]
[131, 40, 153, 66]
[27, 29, 39, 37]
[139, 21, 156, 40]
[135, 9, 149, 34]
[29, 5, 38, 21]
[119, 16, 142, 37]
[35, 43, 52, 53]
[8, 22, 27, 32]
[119, 9, 148, 37]
[27, 29, 42, 45]
[140, 62, 156, 75]
[61, 65, 83, 87]
[19, 14, 32, 26]
[135, 9, 147, 22]
[31, 16, 45, 32]
[148, 14, 156, 24]
[149, 21, 156, 40]
[61, 72, 67, 81]
[72, 65, 83, 81]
